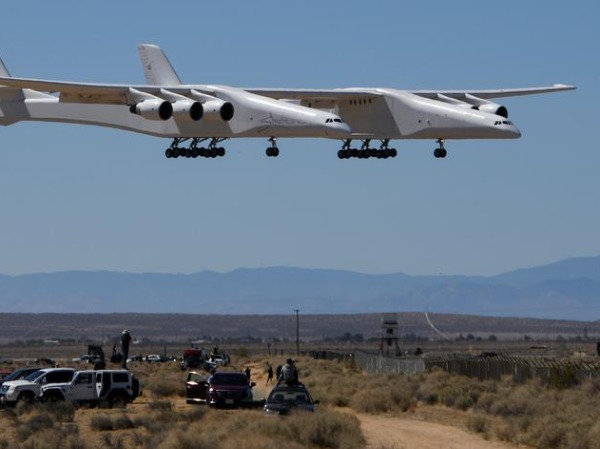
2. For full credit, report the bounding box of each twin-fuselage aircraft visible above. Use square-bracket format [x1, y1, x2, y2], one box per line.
[0, 44, 574, 160]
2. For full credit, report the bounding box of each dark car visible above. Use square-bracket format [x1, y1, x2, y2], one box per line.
[0, 368, 41, 388]
[206, 372, 255, 408]
[185, 371, 209, 404]
[264, 384, 318, 415]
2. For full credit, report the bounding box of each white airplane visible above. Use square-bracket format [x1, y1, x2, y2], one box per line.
[0, 44, 574, 160]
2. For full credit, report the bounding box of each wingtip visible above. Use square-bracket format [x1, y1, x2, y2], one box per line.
[553, 83, 576, 90]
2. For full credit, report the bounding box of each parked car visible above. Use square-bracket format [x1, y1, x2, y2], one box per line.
[71, 355, 102, 364]
[40, 369, 141, 407]
[146, 354, 162, 363]
[186, 371, 255, 408]
[0, 368, 41, 388]
[0, 368, 76, 405]
[185, 371, 209, 404]
[211, 354, 230, 366]
[263, 383, 318, 415]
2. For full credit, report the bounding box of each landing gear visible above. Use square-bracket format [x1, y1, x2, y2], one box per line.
[165, 137, 227, 159]
[266, 137, 279, 157]
[433, 139, 447, 159]
[337, 139, 397, 160]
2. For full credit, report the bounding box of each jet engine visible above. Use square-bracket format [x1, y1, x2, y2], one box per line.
[473, 102, 508, 118]
[130, 99, 173, 120]
[463, 94, 508, 118]
[202, 100, 235, 121]
[171, 100, 203, 121]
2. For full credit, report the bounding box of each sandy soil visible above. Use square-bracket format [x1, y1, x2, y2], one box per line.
[358, 412, 519, 449]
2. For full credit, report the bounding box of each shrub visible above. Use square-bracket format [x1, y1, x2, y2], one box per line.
[16, 412, 55, 441]
[467, 414, 489, 434]
[90, 413, 114, 431]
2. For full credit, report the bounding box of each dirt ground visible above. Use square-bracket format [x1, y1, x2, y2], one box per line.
[358, 413, 521, 449]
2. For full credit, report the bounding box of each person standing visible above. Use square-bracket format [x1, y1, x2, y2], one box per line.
[266, 364, 274, 385]
[121, 330, 132, 370]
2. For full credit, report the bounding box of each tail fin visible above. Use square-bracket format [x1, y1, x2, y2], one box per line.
[138, 44, 182, 86]
[0, 54, 11, 77]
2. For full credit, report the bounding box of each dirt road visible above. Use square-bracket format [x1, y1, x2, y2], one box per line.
[359, 413, 517, 449]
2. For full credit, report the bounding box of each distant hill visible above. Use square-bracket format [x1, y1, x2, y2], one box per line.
[1, 256, 600, 321]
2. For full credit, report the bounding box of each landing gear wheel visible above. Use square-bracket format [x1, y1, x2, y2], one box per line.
[165, 149, 173, 158]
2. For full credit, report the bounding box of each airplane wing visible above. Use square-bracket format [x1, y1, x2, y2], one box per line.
[248, 84, 575, 103]
[0, 76, 219, 104]
[413, 84, 576, 100]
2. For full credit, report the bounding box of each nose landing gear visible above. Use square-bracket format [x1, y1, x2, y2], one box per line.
[434, 139, 447, 159]
[266, 137, 279, 157]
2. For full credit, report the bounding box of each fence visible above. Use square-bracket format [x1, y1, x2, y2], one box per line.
[425, 353, 600, 386]
[310, 350, 600, 386]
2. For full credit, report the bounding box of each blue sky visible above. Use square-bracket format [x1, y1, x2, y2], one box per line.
[0, 1, 596, 277]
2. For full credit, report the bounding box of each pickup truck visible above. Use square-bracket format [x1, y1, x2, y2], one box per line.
[40, 369, 141, 407]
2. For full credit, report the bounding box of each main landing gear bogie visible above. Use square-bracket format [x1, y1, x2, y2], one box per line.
[165, 137, 227, 159]
[337, 139, 398, 160]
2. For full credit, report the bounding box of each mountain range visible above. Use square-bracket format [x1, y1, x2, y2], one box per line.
[1, 256, 600, 321]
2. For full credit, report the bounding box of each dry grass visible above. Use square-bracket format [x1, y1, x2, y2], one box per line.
[2, 354, 600, 449]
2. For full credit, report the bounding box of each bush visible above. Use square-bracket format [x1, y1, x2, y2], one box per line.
[467, 414, 489, 434]
[90, 413, 114, 431]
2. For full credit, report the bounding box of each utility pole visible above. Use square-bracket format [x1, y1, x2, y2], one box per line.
[294, 309, 300, 356]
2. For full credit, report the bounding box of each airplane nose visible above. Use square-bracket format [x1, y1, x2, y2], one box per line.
[508, 124, 521, 139]
[327, 122, 352, 138]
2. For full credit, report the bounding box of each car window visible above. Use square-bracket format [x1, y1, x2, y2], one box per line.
[268, 388, 311, 403]
[45, 371, 74, 383]
[112, 373, 128, 383]
[76, 373, 93, 385]
[188, 373, 205, 383]
[25, 370, 46, 382]
[210, 374, 247, 386]
[4, 369, 39, 382]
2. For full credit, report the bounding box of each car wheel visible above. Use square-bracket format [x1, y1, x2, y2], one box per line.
[109, 392, 128, 408]
[17, 392, 35, 404]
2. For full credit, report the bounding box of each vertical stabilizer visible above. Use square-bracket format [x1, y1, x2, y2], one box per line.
[138, 44, 182, 86]
[0, 53, 11, 77]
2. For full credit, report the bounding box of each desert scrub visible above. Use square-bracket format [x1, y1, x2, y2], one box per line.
[466, 413, 490, 435]
[153, 408, 364, 449]
[349, 374, 414, 413]
[15, 409, 85, 449]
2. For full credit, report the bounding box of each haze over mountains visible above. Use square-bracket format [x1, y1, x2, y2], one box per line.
[1, 256, 599, 321]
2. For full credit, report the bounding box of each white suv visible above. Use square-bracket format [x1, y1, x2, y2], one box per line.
[41, 370, 141, 407]
[0, 368, 76, 405]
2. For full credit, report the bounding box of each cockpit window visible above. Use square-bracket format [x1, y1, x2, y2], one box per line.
[494, 120, 513, 126]
[326, 117, 344, 124]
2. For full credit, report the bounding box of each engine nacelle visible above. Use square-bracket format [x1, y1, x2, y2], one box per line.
[202, 100, 235, 122]
[130, 99, 173, 121]
[463, 94, 508, 118]
[474, 103, 508, 118]
[171, 100, 203, 121]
